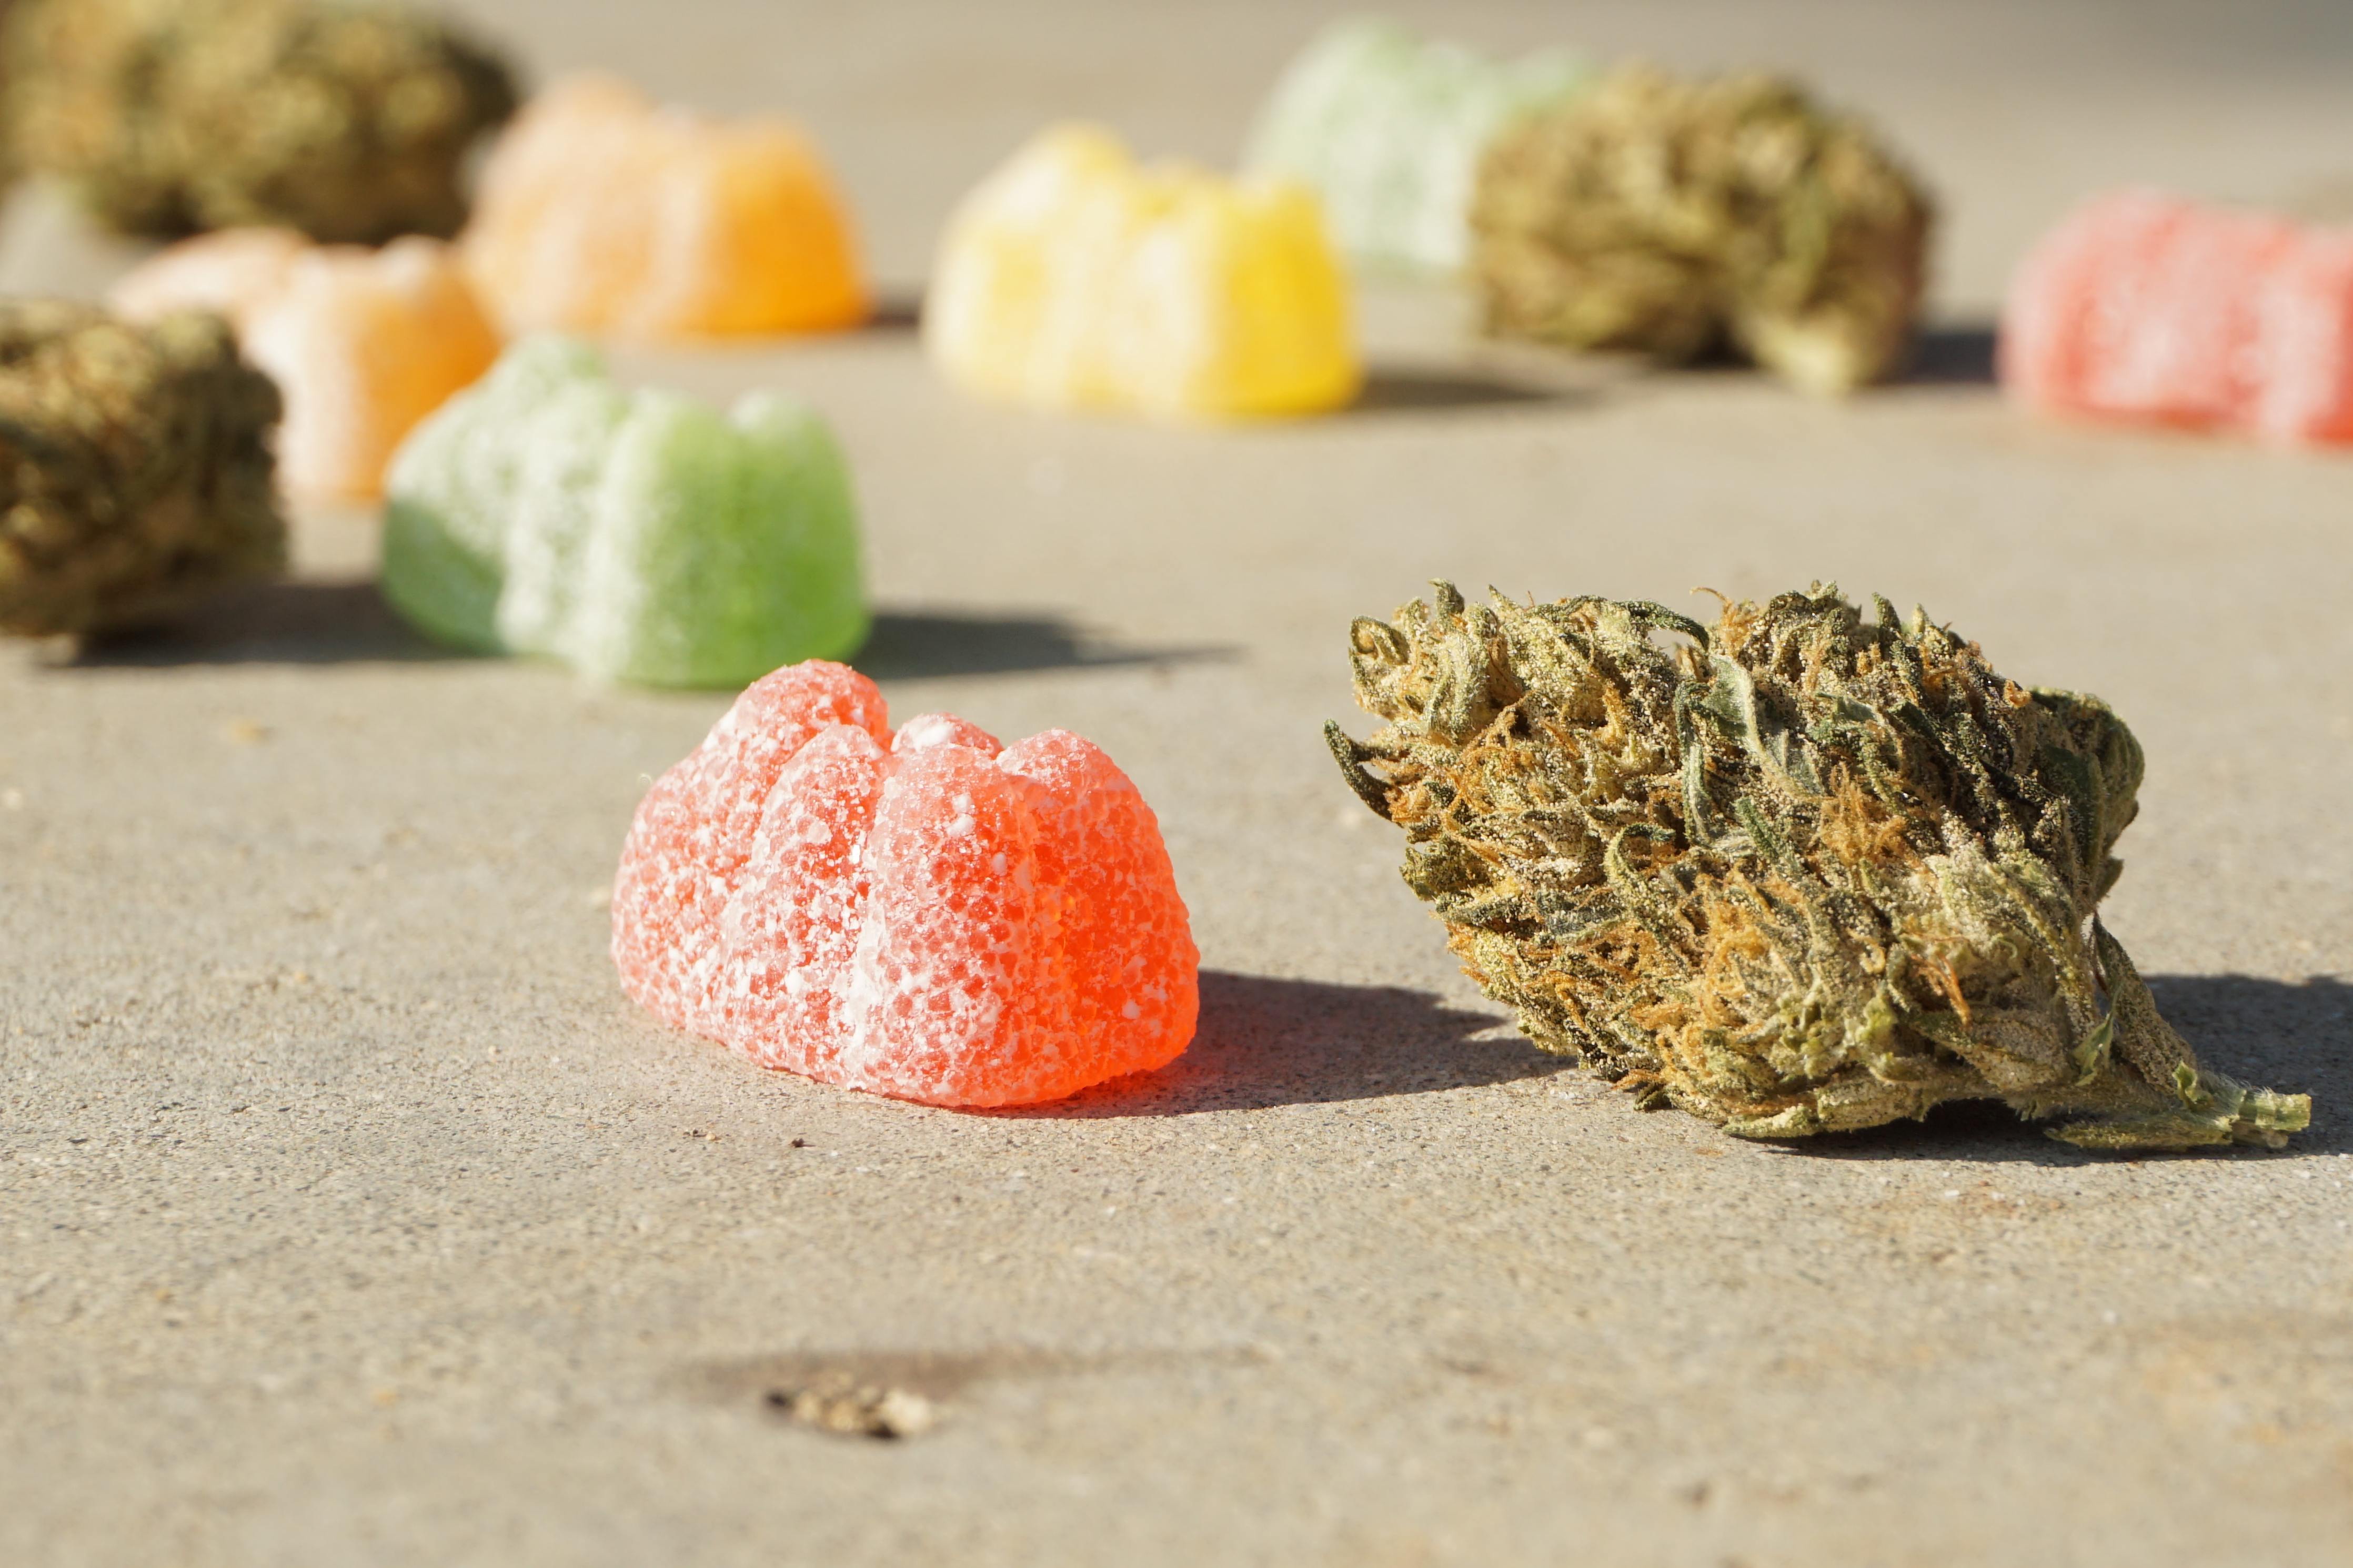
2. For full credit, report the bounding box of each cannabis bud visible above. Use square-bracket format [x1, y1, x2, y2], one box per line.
[1470, 65, 1933, 395]
[0, 300, 287, 637]
[4, 0, 518, 242]
[1327, 583, 2310, 1150]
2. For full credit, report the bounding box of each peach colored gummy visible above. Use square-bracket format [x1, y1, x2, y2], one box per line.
[610, 661, 1199, 1107]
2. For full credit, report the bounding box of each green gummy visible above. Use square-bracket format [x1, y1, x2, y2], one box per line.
[381, 337, 868, 686]
[1244, 18, 1588, 276]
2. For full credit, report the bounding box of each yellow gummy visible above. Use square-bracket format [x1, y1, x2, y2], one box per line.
[464, 75, 868, 339]
[925, 125, 1361, 419]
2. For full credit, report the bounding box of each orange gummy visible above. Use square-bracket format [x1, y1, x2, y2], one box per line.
[110, 229, 500, 498]
[611, 662, 1198, 1107]
[464, 75, 868, 339]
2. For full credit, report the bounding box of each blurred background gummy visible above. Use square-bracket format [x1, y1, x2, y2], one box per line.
[462, 74, 868, 340]
[2003, 189, 2353, 444]
[926, 124, 1361, 420]
[380, 337, 867, 687]
[1244, 16, 1588, 278]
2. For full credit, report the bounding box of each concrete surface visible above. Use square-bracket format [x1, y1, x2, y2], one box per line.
[3, 3, 2350, 1565]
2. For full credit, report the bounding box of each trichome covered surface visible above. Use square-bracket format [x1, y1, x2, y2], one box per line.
[1470, 65, 1932, 396]
[0, 300, 286, 636]
[1326, 583, 2309, 1150]
[5, 0, 518, 242]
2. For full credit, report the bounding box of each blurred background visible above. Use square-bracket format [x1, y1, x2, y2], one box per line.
[13, 0, 2353, 318]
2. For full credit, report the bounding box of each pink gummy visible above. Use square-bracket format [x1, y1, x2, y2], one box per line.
[611, 661, 1199, 1107]
[2000, 189, 2353, 443]
[1999, 192, 2181, 412]
[2250, 230, 2353, 442]
[2085, 206, 2292, 422]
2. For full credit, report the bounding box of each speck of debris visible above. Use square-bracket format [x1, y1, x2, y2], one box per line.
[763, 1380, 939, 1440]
[790, 1138, 808, 1149]
[683, 1128, 722, 1141]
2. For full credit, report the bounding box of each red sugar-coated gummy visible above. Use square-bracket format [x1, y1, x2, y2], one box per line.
[611, 661, 1199, 1107]
[2000, 190, 2353, 444]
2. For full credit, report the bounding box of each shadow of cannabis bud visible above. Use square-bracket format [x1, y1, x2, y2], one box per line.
[1470, 66, 1932, 396]
[1325, 583, 2310, 1150]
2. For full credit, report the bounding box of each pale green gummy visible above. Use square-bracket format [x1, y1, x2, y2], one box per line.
[1244, 18, 1588, 276]
[381, 337, 868, 687]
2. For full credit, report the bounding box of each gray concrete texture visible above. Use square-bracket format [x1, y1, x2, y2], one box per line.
[3, 2, 2351, 1564]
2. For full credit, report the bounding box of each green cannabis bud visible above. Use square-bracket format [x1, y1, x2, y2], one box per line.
[4, 0, 518, 242]
[1326, 583, 2310, 1150]
[0, 300, 286, 636]
[1470, 65, 1933, 396]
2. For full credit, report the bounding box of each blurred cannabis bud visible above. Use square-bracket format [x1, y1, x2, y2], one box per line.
[5, 0, 518, 242]
[1327, 583, 2309, 1150]
[1470, 66, 1933, 395]
[0, 300, 286, 636]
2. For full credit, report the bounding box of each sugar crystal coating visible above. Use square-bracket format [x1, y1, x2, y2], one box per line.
[2001, 190, 2353, 443]
[925, 125, 1362, 419]
[613, 662, 1200, 1107]
[464, 75, 868, 339]
[381, 337, 866, 686]
[1244, 18, 1588, 276]
[112, 229, 501, 498]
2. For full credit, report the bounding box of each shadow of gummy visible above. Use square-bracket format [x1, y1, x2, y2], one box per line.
[55, 592, 1227, 681]
[1006, 969, 1566, 1119]
[852, 610, 1231, 681]
[59, 578, 448, 669]
[860, 289, 924, 333]
[1779, 974, 2349, 1164]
